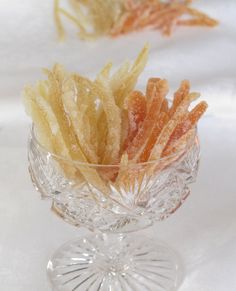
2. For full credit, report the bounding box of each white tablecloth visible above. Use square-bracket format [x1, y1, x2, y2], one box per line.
[0, 0, 236, 290]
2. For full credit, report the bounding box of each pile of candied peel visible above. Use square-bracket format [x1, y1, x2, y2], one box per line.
[24, 46, 207, 189]
[54, 0, 218, 40]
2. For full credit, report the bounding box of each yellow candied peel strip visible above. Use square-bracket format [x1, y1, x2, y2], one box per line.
[116, 44, 149, 107]
[24, 85, 78, 180]
[61, 78, 98, 164]
[72, 75, 98, 153]
[54, 0, 66, 41]
[24, 86, 54, 153]
[94, 75, 122, 165]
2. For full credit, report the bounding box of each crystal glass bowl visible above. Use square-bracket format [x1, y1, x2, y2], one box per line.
[28, 126, 200, 291]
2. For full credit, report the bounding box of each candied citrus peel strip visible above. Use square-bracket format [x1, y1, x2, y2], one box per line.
[169, 80, 190, 116]
[73, 75, 98, 155]
[114, 44, 149, 107]
[123, 90, 147, 150]
[160, 98, 169, 115]
[163, 128, 196, 158]
[54, 0, 65, 40]
[177, 7, 219, 27]
[149, 91, 200, 161]
[139, 112, 169, 163]
[94, 76, 122, 165]
[146, 78, 161, 100]
[164, 100, 208, 151]
[61, 78, 98, 164]
[127, 78, 169, 161]
[24, 86, 54, 153]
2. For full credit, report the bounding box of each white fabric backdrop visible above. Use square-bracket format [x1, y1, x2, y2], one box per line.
[0, 1, 236, 290]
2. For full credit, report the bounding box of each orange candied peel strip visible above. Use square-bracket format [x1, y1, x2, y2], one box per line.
[163, 128, 196, 158]
[163, 100, 208, 153]
[160, 98, 169, 115]
[148, 91, 200, 161]
[123, 90, 147, 150]
[139, 112, 169, 163]
[169, 80, 190, 116]
[126, 78, 169, 161]
[177, 7, 218, 27]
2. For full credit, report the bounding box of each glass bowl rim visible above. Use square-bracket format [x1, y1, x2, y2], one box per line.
[30, 123, 197, 168]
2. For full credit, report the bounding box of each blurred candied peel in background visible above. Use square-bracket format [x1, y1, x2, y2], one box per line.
[54, 0, 218, 40]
